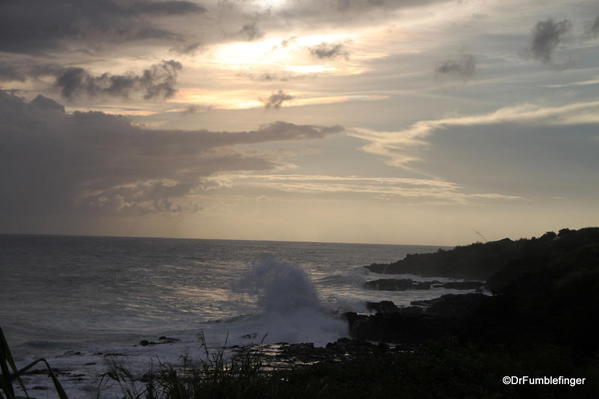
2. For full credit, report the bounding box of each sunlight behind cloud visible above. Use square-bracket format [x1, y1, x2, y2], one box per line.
[207, 32, 356, 71]
[171, 88, 387, 110]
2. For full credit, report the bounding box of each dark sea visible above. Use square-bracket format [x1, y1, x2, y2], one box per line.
[0, 234, 464, 397]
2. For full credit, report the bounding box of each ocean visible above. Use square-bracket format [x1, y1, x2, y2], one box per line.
[0, 234, 464, 397]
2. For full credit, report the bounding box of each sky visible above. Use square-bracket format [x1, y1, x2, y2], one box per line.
[1, 0, 599, 245]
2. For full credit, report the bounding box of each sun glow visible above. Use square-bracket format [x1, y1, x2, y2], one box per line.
[258, 0, 287, 6]
[207, 32, 356, 71]
[284, 65, 336, 73]
[171, 87, 388, 110]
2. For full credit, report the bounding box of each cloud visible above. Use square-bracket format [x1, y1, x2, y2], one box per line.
[435, 54, 476, 80]
[529, 18, 572, 63]
[182, 104, 211, 115]
[277, 0, 452, 24]
[238, 23, 264, 41]
[0, 92, 343, 229]
[217, 174, 521, 204]
[351, 100, 599, 168]
[350, 101, 599, 198]
[0, 62, 26, 82]
[0, 0, 205, 54]
[309, 42, 350, 60]
[261, 90, 294, 109]
[243, 72, 309, 82]
[56, 60, 183, 100]
[0, 60, 184, 101]
[170, 40, 203, 54]
[588, 15, 599, 38]
[127, 0, 203, 15]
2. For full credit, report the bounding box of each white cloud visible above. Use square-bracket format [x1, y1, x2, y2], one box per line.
[212, 173, 523, 204]
[349, 100, 599, 169]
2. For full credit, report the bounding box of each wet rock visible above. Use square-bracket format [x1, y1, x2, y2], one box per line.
[139, 336, 181, 346]
[424, 294, 490, 318]
[158, 336, 180, 344]
[344, 311, 452, 343]
[366, 300, 399, 313]
[438, 281, 484, 290]
[364, 279, 437, 291]
[364, 279, 483, 291]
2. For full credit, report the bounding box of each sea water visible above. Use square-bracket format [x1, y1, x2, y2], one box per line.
[0, 234, 464, 397]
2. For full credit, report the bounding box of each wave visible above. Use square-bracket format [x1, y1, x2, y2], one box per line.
[228, 255, 348, 346]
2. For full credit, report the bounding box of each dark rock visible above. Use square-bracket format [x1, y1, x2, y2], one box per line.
[365, 279, 483, 291]
[139, 336, 181, 346]
[366, 228, 599, 281]
[366, 300, 399, 313]
[364, 279, 437, 291]
[398, 306, 424, 316]
[346, 294, 490, 343]
[366, 237, 519, 280]
[355, 228, 599, 360]
[241, 333, 257, 339]
[344, 310, 452, 343]
[437, 281, 484, 290]
[424, 294, 489, 318]
[158, 336, 180, 344]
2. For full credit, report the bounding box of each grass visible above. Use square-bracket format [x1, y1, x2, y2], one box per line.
[3, 325, 597, 399]
[0, 327, 69, 399]
[102, 338, 599, 399]
[99, 331, 267, 399]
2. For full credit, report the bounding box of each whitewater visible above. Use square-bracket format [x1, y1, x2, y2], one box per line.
[0, 234, 469, 397]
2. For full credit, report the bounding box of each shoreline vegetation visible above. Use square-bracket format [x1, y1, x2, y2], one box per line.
[3, 227, 599, 398]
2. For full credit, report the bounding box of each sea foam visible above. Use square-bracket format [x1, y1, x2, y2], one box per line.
[230, 255, 348, 346]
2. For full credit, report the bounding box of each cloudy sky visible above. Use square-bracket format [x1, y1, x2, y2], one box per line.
[1, 0, 599, 245]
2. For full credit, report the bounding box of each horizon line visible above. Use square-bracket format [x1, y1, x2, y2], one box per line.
[0, 231, 451, 248]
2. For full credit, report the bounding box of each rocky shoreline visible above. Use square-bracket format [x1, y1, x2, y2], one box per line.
[12, 227, 599, 398]
[214, 228, 599, 376]
[363, 278, 484, 291]
[247, 227, 599, 396]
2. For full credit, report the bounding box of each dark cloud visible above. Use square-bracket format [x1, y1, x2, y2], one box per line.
[29, 94, 66, 113]
[278, 0, 451, 23]
[0, 0, 205, 54]
[588, 16, 599, 38]
[0, 62, 27, 82]
[309, 43, 350, 60]
[55, 60, 182, 100]
[238, 23, 264, 41]
[128, 0, 204, 15]
[0, 62, 63, 82]
[254, 73, 281, 81]
[243, 72, 309, 82]
[171, 41, 203, 54]
[182, 104, 211, 114]
[0, 92, 343, 228]
[435, 54, 476, 80]
[0, 60, 183, 100]
[261, 90, 294, 109]
[529, 19, 572, 63]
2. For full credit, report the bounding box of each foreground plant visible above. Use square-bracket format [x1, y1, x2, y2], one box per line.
[102, 331, 268, 399]
[0, 327, 69, 399]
